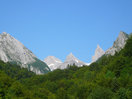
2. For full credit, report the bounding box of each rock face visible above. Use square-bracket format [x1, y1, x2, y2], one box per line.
[105, 31, 129, 55]
[44, 56, 62, 71]
[92, 45, 105, 62]
[58, 53, 86, 69]
[0, 32, 50, 74]
[92, 31, 129, 63]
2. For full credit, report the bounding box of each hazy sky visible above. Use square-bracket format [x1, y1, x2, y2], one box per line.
[0, 0, 132, 63]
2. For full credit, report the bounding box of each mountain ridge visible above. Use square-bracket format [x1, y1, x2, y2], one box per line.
[105, 31, 129, 55]
[44, 53, 89, 71]
[44, 31, 130, 70]
[0, 32, 50, 74]
[0, 31, 130, 72]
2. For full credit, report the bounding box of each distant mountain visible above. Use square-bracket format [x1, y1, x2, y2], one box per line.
[92, 31, 129, 62]
[105, 31, 129, 55]
[44, 53, 88, 70]
[92, 45, 105, 62]
[58, 53, 87, 69]
[0, 32, 50, 74]
[44, 31, 130, 70]
[44, 56, 62, 71]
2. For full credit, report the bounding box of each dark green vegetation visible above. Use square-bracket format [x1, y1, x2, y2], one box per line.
[28, 58, 51, 74]
[0, 37, 132, 99]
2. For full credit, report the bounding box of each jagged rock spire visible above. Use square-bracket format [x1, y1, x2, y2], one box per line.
[92, 45, 105, 62]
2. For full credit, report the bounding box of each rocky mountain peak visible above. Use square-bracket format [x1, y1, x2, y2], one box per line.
[97, 44, 101, 49]
[2, 32, 8, 35]
[92, 45, 105, 62]
[113, 31, 129, 48]
[105, 31, 129, 55]
[119, 31, 127, 36]
[44, 53, 89, 70]
[0, 32, 11, 39]
[0, 32, 50, 74]
[56, 53, 87, 69]
[44, 56, 62, 64]
[65, 53, 76, 62]
[67, 53, 74, 57]
[44, 56, 62, 71]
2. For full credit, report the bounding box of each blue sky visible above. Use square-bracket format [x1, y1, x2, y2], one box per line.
[0, 0, 132, 63]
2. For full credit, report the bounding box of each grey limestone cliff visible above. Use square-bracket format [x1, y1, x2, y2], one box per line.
[105, 31, 129, 55]
[92, 45, 105, 62]
[0, 32, 50, 74]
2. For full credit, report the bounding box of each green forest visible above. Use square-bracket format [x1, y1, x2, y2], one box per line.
[0, 37, 132, 99]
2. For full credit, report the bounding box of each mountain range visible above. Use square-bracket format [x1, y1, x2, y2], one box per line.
[44, 53, 88, 71]
[44, 31, 130, 71]
[0, 31, 130, 72]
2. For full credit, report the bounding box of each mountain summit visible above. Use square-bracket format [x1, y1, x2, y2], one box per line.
[92, 45, 105, 62]
[0, 32, 50, 74]
[105, 31, 129, 55]
[44, 56, 62, 71]
[58, 53, 87, 69]
[44, 53, 88, 71]
[92, 31, 129, 63]
[65, 53, 78, 62]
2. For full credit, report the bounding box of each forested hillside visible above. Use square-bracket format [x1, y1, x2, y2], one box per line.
[0, 37, 132, 99]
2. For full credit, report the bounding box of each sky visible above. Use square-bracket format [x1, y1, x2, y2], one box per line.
[0, 0, 132, 63]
